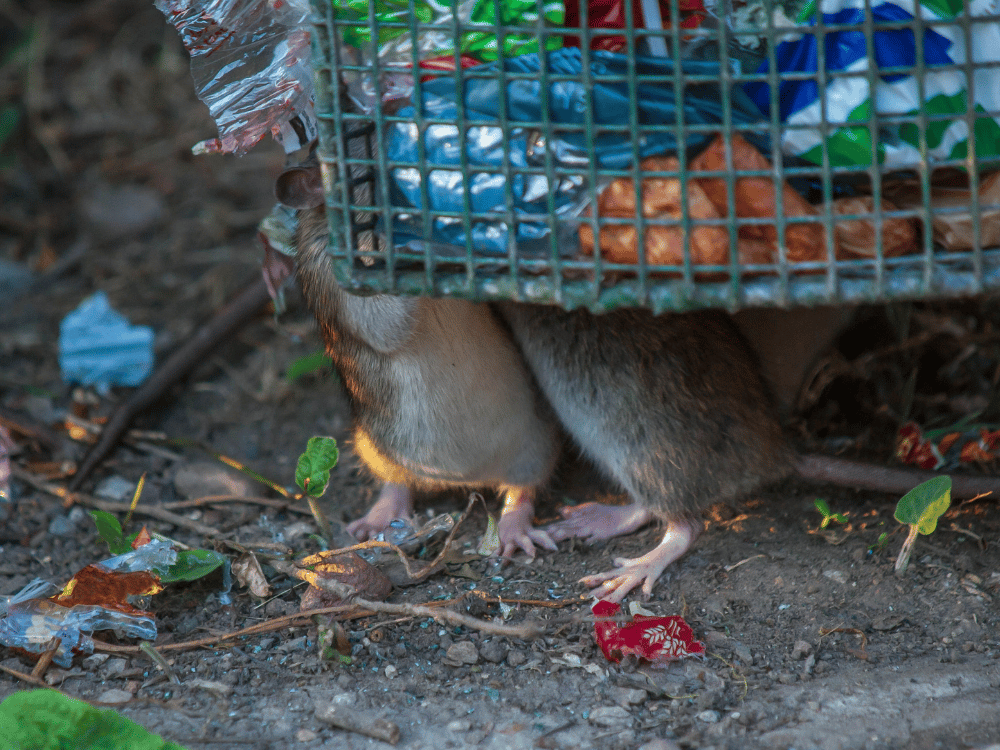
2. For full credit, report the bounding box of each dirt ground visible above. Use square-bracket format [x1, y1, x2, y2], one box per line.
[2, 1, 1000, 749]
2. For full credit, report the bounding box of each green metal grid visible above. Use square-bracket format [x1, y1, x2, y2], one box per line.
[308, 0, 1000, 313]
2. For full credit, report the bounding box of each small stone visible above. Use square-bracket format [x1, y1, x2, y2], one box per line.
[589, 706, 631, 727]
[295, 729, 318, 742]
[823, 570, 849, 585]
[94, 475, 136, 502]
[82, 654, 110, 669]
[637, 740, 681, 750]
[778, 672, 797, 685]
[696, 710, 721, 723]
[96, 688, 133, 704]
[174, 461, 257, 500]
[479, 638, 509, 664]
[791, 640, 813, 660]
[506, 649, 527, 668]
[732, 641, 753, 665]
[446, 719, 472, 732]
[384, 664, 398, 679]
[610, 687, 648, 706]
[444, 641, 479, 666]
[47, 515, 77, 538]
[100, 658, 128, 678]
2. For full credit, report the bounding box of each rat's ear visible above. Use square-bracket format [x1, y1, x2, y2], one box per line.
[275, 163, 324, 209]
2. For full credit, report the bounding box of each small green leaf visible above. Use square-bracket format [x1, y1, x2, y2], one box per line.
[894, 476, 952, 536]
[0, 689, 189, 750]
[285, 350, 333, 382]
[477, 514, 501, 556]
[814, 498, 831, 517]
[295, 436, 339, 498]
[161, 549, 227, 583]
[90, 511, 130, 555]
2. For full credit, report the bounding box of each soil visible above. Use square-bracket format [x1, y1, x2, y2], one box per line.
[2, 2, 1000, 749]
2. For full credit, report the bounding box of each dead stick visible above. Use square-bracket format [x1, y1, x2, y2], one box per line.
[69, 275, 272, 491]
[30, 644, 58, 681]
[13, 467, 223, 538]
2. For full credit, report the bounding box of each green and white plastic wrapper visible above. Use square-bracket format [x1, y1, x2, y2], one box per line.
[746, 0, 1000, 169]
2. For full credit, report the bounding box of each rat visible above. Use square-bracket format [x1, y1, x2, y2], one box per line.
[277, 157, 793, 601]
[276, 157, 999, 602]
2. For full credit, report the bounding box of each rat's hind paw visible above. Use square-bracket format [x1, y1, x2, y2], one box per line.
[547, 502, 653, 543]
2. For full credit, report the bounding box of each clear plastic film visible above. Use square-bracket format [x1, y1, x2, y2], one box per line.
[156, 0, 317, 155]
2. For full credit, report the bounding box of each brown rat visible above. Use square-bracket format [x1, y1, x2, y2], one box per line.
[280, 157, 794, 600]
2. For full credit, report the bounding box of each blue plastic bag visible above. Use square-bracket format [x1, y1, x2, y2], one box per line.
[385, 46, 766, 257]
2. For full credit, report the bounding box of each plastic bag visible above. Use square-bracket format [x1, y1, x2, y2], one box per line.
[743, 0, 1000, 169]
[385, 46, 766, 257]
[156, 0, 315, 155]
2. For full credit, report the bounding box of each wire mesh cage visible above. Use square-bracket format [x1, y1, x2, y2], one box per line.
[308, 0, 1000, 312]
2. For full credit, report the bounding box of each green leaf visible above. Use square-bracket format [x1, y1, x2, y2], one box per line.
[0, 689, 189, 750]
[285, 350, 333, 382]
[90, 511, 130, 555]
[295, 436, 339, 498]
[894, 476, 952, 536]
[814, 498, 831, 517]
[161, 549, 227, 583]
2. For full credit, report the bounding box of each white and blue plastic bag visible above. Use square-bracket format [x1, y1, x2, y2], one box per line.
[744, 0, 1000, 169]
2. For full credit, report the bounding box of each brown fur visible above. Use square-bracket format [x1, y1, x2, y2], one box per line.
[294, 206, 559, 493]
[495, 302, 794, 522]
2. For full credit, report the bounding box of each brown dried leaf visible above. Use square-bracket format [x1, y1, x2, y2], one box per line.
[689, 133, 834, 263]
[884, 170, 1000, 250]
[831, 197, 918, 259]
[232, 552, 272, 599]
[580, 156, 729, 266]
[298, 552, 392, 611]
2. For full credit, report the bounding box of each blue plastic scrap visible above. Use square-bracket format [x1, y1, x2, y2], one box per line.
[58, 291, 154, 394]
[384, 46, 766, 257]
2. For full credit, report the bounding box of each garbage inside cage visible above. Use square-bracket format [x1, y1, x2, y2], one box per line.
[159, 0, 1000, 308]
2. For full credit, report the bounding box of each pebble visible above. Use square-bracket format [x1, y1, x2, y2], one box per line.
[823, 570, 849, 585]
[47, 515, 77, 538]
[696, 710, 721, 723]
[589, 706, 631, 727]
[444, 641, 479, 666]
[295, 729, 318, 742]
[610, 687, 648, 706]
[96, 688, 133, 704]
[446, 719, 472, 732]
[791, 640, 813, 660]
[174, 461, 258, 500]
[506, 649, 527, 668]
[479, 638, 509, 664]
[95, 475, 137, 502]
[733, 641, 753, 665]
[637, 740, 681, 750]
[384, 665, 398, 679]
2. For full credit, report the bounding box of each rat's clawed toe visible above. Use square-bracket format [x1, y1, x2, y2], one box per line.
[346, 482, 414, 541]
[580, 518, 700, 602]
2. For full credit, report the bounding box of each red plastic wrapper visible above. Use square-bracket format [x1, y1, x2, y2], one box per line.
[592, 599, 705, 663]
[896, 422, 1000, 471]
[563, 0, 706, 52]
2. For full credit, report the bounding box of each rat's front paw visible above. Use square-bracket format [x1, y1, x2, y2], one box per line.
[497, 489, 556, 559]
[346, 482, 413, 541]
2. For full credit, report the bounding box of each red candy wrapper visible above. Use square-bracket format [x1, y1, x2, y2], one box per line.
[593, 600, 705, 663]
[896, 422, 1000, 471]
